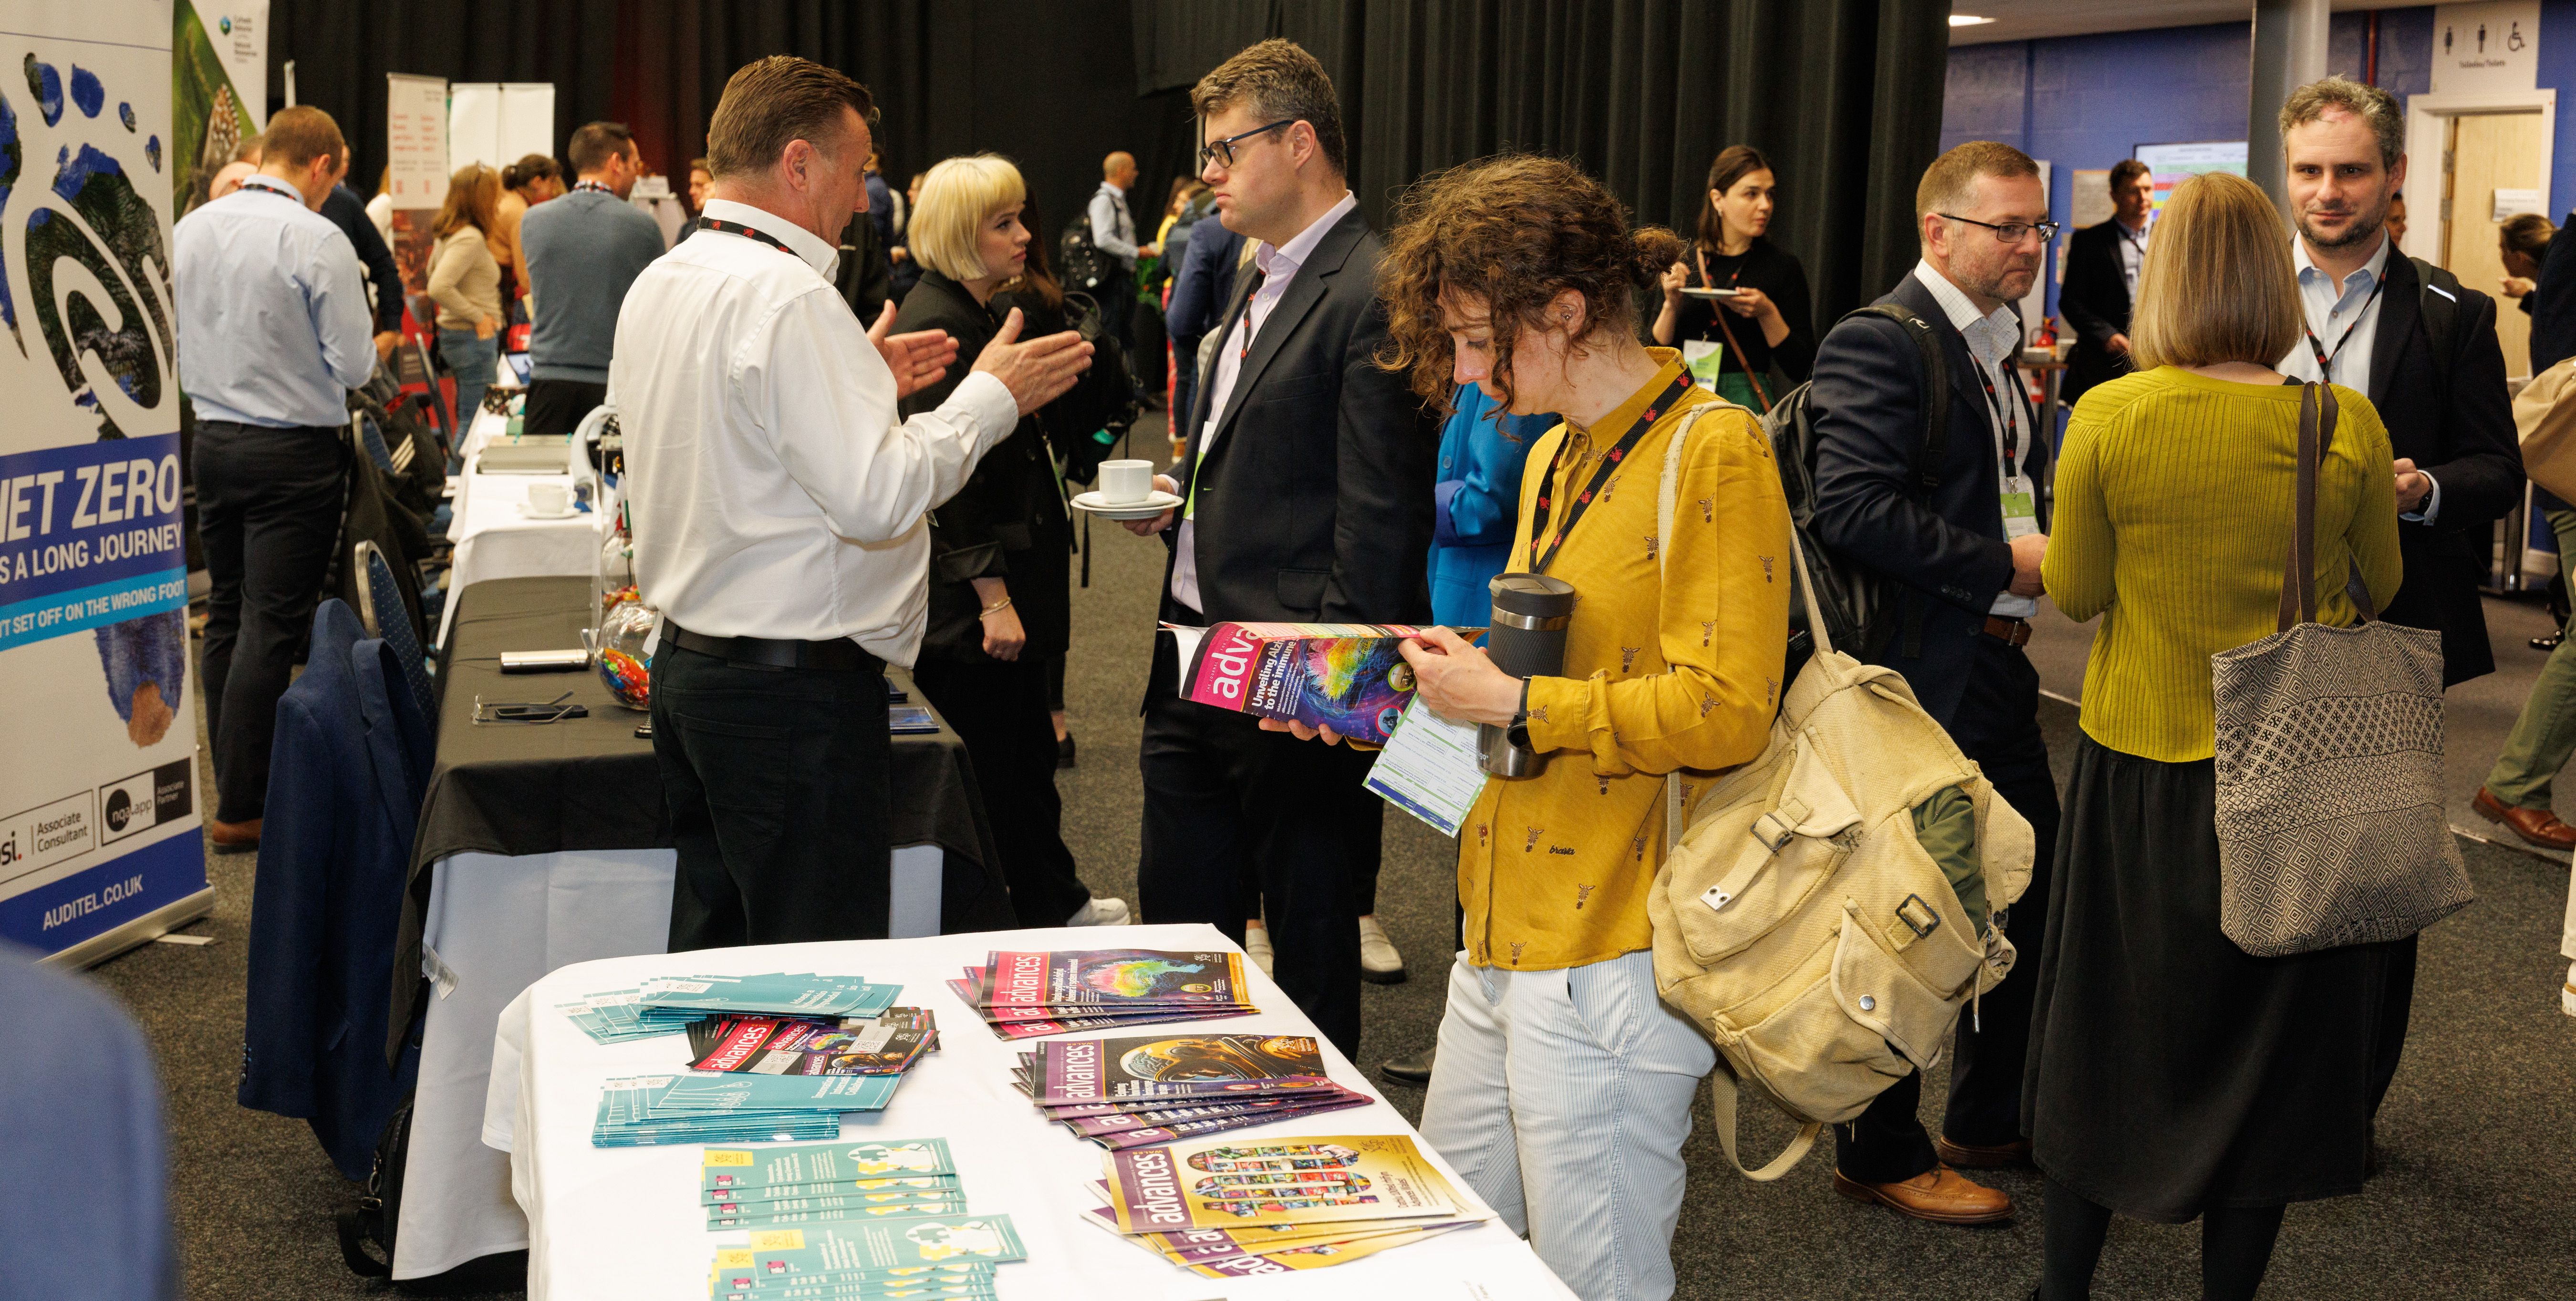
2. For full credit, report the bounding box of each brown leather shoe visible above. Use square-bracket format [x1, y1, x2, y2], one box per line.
[2473, 787, 2576, 849]
[208, 817, 262, 854]
[1935, 1134, 2033, 1169]
[1832, 1164, 2013, 1225]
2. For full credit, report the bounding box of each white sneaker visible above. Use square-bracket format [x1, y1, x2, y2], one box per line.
[1359, 916, 1406, 984]
[1245, 925, 1275, 976]
[1065, 897, 1131, 927]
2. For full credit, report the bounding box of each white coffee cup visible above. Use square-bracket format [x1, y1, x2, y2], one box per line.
[1097, 459, 1155, 505]
[528, 482, 571, 516]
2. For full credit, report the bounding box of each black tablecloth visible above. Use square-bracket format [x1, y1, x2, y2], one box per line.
[388, 577, 1012, 1060]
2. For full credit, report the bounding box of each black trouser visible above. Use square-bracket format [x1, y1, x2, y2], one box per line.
[1099, 268, 1137, 353]
[914, 655, 1090, 927]
[1837, 636, 2059, 1183]
[654, 641, 892, 951]
[2368, 932, 2418, 1122]
[1137, 635, 1380, 1057]
[195, 421, 347, 824]
[522, 377, 608, 436]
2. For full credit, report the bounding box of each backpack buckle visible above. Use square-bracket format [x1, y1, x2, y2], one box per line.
[1895, 893, 1942, 940]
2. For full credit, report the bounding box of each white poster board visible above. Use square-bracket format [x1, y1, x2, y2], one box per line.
[2431, 1, 2541, 94]
[386, 73, 450, 208]
[448, 82, 555, 173]
[0, 0, 213, 962]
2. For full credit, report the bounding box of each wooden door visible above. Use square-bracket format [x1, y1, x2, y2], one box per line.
[2442, 109, 2547, 376]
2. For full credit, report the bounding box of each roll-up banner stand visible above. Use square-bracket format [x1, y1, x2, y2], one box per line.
[2, 0, 217, 966]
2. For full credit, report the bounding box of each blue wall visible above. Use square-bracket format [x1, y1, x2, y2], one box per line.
[1942, 9, 2441, 324]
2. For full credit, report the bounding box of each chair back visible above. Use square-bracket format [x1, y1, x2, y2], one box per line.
[353, 540, 437, 722]
[354, 411, 397, 474]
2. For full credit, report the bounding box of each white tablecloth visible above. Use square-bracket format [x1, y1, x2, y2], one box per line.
[488, 924, 1574, 1301]
[396, 845, 946, 1279]
[436, 416, 611, 648]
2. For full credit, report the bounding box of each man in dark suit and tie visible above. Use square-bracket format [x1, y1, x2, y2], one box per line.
[1805, 140, 2057, 1226]
[1121, 38, 1433, 1058]
[2276, 75, 2522, 1149]
[2057, 159, 2154, 405]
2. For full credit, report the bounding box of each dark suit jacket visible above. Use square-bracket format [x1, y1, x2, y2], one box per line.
[2364, 253, 2523, 685]
[324, 184, 404, 335]
[239, 600, 429, 1179]
[1160, 206, 1433, 625]
[2057, 219, 2137, 403]
[896, 270, 1074, 663]
[1808, 271, 2047, 728]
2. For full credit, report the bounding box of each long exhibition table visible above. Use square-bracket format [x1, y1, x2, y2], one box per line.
[486, 923, 1578, 1300]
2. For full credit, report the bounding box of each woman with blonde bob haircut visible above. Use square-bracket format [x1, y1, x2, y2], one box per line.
[2023, 168, 2404, 1301]
[888, 153, 1128, 931]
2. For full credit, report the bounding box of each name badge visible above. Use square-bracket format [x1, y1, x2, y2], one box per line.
[2001, 475, 2039, 539]
[1681, 340, 1724, 393]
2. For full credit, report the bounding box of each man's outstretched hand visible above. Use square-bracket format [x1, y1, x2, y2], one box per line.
[870, 301, 959, 399]
[973, 308, 1094, 415]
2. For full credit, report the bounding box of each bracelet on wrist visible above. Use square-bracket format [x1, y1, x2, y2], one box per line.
[979, 595, 1013, 617]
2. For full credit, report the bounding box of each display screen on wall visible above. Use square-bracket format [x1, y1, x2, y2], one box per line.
[2134, 141, 2249, 221]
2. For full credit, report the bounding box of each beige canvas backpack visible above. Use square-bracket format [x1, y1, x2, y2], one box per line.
[1643, 417, 2033, 1178]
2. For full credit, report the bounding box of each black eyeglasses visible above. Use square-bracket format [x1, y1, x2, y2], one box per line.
[1198, 119, 1296, 170]
[1939, 213, 2061, 245]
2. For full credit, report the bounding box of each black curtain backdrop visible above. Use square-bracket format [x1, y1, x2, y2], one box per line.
[267, 0, 620, 200]
[1132, 0, 1953, 323]
[266, 1, 1947, 321]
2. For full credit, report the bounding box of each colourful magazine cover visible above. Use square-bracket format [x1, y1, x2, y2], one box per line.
[1101, 1135, 1456, 1233]
[1176, 622, 1430, 745]
[1028, 1034, 1328, 1104]
[689, 1010, 935, 1077]
[979, 950, 1249, 1013]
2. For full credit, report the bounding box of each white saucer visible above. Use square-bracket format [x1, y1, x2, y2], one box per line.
[518, 504, 580, 520]
[1071, 489, 1182, 521]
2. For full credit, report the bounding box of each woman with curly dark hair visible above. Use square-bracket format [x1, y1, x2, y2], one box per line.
[1318, 153, 1790, 1298]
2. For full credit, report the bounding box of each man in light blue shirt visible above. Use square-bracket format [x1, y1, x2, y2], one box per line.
[1087, 151, 1156, 351]
[172, 105, 373, 850]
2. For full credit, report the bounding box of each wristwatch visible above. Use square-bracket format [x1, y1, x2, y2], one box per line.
[1505, 679, 1532, 751]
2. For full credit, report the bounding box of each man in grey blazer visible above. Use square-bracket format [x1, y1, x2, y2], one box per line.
[1121, 39, 1433, 1057]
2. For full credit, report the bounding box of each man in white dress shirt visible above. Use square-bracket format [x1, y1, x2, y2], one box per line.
[1088, 151, 1156, 353]
[613, 56, 1090, 950]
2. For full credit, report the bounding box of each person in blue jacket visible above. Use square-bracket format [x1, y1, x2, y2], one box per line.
[1428, 382, 1550, 626]
[1381, 382, 1547, 1088]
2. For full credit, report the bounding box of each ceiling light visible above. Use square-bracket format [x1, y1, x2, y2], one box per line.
[1950, 14, 1995, 26]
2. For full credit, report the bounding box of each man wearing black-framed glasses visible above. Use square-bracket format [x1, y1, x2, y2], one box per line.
[1803, 139, 2061, 1228]
[1117, 38, 1432, 1062]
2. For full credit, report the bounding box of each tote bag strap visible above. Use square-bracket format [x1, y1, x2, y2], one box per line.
[2278, 383, 2332, 630]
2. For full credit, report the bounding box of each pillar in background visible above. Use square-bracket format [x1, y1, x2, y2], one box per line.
[2250, 0, 2333, 220]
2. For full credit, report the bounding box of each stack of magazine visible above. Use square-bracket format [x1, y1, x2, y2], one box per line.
[562, 973, 903, 1045]
[1014, 1033, 1372, 1149]
[704, 1142, 1025, 1299]
[1087, 1133, 1488, 1278]
[570, 974, 933, 1147]
[946, 949, 1256, 1040]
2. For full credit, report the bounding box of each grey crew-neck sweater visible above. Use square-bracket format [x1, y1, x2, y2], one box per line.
[519, 190, 667, 383]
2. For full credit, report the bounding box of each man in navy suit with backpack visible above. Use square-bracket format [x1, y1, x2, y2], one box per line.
[1803, 139, 2058, 1226]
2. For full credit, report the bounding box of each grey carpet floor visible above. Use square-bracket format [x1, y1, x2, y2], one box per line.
[77, 417, 2576, 1298]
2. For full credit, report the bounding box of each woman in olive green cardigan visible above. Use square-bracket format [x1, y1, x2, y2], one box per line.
[2024, 171, 2403, 1301]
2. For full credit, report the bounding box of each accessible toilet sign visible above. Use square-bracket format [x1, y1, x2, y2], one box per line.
[2431, 1, 2540, 94]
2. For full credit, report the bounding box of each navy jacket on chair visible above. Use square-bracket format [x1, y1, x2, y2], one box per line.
[1807, 271, 2048, 729]
[239, 599, 432, 1179]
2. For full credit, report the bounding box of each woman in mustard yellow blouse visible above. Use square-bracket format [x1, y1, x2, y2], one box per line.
[2026, 172, 2402, 1301]
[1372, 156, 1788, 1300]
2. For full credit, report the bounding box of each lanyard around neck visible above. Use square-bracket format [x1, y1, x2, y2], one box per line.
[573, 179, 614, 196]
[1524, 372, 1695, 575]
[240, 177, 302, 204]
[1973, 346, 2025, 480]
[700, 217, 798, 259]
[2303, 271, 2388, 384]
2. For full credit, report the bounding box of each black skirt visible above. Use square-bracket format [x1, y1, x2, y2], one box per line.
[2022, 733, 2400, 1222]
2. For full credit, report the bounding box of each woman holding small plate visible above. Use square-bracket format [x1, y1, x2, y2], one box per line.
[1649, 145, 1816, 412]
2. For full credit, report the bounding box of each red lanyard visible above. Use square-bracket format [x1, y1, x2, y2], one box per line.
[2303, 273, 2387, 384]
[573, 179, 615, 196]
[1525, 372, 1695, 575]
[1975, 354, 2025, 481]
[701, 217, 797, 258]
